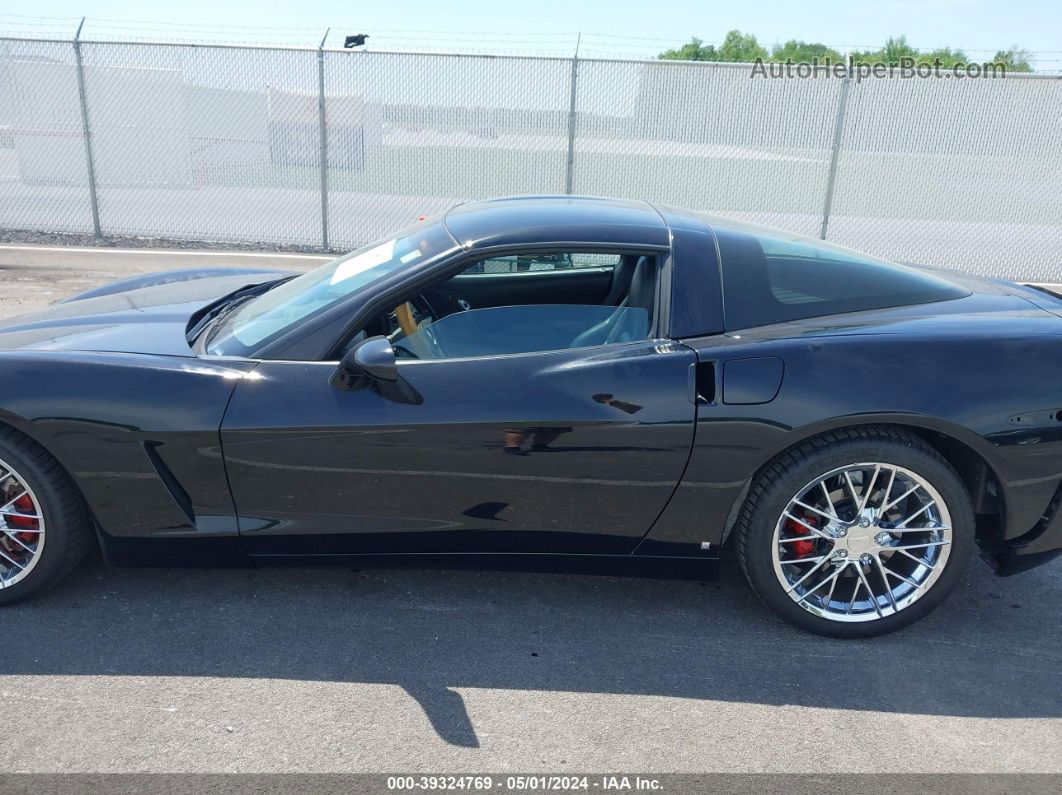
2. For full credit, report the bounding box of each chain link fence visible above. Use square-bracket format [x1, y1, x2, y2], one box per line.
[1, 37, 1060, 279]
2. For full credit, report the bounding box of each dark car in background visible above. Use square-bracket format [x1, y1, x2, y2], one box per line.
[0, 196, 1059, 637]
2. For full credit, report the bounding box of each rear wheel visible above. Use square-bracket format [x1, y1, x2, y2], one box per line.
[737, 428, 975, 638]
[0, 428, 94, 604]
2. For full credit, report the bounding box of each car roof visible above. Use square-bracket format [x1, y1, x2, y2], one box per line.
[443, 195, 672, 251]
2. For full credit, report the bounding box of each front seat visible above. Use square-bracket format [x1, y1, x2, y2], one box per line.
[602, 255, 638, 306]
[569, 256, 655, 348]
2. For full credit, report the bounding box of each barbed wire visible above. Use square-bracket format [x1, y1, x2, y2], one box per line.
[0, 14, 1058, 71]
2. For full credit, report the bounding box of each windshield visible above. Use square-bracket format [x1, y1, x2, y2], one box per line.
[205, 219, 456, 356]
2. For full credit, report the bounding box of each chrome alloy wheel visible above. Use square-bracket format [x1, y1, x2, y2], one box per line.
[0, 455, 46, 589]
[771, 462, 952, 623]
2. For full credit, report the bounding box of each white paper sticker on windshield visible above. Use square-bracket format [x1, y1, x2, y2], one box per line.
[399, 249, 422, 264]
[330, 239, 396, 285]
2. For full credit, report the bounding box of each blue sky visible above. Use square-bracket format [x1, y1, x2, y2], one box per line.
[4, 0, 1060, 67]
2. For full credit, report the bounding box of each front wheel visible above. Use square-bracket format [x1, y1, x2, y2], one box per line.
[737, 429, 975, 638]
[0, 427, 94, 604]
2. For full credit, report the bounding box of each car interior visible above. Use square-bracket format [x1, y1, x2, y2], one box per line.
[355, 252, 658, 360]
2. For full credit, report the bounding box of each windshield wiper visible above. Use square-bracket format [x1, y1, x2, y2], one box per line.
[186, 277, 292, 345]
[191, 293, 257, 344]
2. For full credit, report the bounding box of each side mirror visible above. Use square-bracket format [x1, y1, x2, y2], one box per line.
[331, 336, 397, 390]
[350, 335, 399, 382]
[330, 335, 422, 405]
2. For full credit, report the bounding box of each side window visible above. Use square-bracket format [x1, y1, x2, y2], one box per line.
[717, 227, 969, 330]
[466, 252, 620, 273]
[387, 252, 655, 360]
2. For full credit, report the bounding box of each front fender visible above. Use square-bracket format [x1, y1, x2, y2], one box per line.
[0, 351, 256, 539]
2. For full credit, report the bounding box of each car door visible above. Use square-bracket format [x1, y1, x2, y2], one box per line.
[219, 256, 697, 559]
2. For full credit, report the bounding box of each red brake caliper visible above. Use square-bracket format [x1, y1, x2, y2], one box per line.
[6, 493, 39, 542]
[786, 512, 818, 558]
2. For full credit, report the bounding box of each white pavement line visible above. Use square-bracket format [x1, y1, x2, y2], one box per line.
[0, 244, 332, 260]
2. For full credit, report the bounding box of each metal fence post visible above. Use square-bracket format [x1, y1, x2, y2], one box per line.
[819, 69, 852, 240]
[317, 28, 330, 250]
[72, 18, 102, 239]
[564, 33, 582, 194]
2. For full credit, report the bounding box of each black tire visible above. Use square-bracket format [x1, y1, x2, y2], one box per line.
[0, 426, 94, 605]
[736, 427, 975, 638]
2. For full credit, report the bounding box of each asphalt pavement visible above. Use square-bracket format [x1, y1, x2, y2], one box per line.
[0, 243, 1059, 774]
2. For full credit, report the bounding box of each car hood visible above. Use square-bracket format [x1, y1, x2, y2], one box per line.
[0, 270, 294, 356]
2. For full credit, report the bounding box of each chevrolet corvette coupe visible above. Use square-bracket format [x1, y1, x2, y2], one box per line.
[0, 196, 1060, 637]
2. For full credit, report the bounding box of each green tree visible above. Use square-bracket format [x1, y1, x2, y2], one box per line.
[717, 30, 768, 62]
[769, 39, 843, 64]
[658, 37, 720, 62]
[993, 47, 1034, 72]
[659, 32, 1034, 72]
[658, 30, 766, 63]
[850, 35, 967, 67]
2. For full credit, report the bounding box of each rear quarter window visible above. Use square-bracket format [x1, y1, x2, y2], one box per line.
[715, 225, 969, 330]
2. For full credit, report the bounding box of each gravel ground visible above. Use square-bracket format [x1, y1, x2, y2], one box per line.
[0, 227, 340, 255]
[0, 242, 326, 320]
[0, 243, 1059, 776]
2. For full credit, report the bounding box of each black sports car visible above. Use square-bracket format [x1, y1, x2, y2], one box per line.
[0, 196, 1060, 637]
